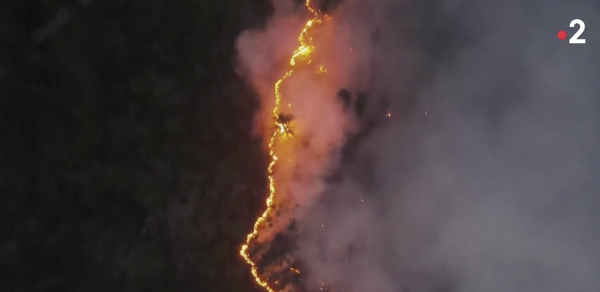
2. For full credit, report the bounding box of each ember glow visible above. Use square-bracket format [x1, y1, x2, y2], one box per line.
[239, 1, 328, 291]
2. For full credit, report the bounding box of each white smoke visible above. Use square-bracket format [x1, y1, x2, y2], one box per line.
[298, 0, 600, 292]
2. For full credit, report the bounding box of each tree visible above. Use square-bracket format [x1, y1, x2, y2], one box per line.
[274, 112, 295, 137]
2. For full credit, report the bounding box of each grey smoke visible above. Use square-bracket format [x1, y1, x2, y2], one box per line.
[299, 0, 600, 292]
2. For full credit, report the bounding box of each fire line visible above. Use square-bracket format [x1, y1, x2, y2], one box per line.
[239, 1, 327, 292]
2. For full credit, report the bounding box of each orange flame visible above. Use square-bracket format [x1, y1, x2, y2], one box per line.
[239, 1, 326, 292]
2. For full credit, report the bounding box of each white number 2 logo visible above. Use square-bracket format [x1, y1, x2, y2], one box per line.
[569, 19, 586, 44]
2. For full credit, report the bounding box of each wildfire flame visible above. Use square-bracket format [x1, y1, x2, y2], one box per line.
[239, 1, 326, 292]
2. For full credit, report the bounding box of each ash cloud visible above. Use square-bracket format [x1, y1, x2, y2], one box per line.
[299, 1, 600, 292]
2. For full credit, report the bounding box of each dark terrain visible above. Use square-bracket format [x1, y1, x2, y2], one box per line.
[0, 1, 275, 291]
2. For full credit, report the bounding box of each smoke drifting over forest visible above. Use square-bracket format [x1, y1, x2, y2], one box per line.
[237, 0, 600, 292]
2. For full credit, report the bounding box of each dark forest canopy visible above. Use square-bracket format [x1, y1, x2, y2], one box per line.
[0, 0, 277, 291]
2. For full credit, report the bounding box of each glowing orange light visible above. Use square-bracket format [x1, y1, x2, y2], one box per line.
[239, 1, 327, 292]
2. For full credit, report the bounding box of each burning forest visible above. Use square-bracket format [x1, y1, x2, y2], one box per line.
[8, 0, 600, 291]
[238, 1, 343, 291]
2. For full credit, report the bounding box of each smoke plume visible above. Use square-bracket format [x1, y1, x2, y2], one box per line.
[237, 0, 600, 291]
[297, 0, 600, 292]
[235, 0, 365, 238]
